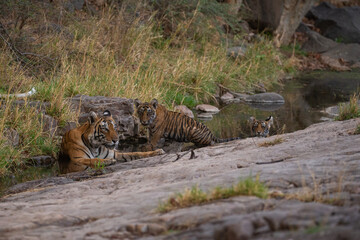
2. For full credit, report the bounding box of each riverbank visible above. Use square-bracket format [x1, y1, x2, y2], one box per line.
[0, 0, 294, 179]
[1, 118, 359, 239]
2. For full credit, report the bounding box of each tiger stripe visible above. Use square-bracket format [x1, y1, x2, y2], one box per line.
[58, 110, 165, 174]
[135, 99, 241, 150]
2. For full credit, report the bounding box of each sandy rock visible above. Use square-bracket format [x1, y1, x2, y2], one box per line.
[174, 105, 194, 118]
[195, 104, 220, 113]
[1, 118, 359, 239]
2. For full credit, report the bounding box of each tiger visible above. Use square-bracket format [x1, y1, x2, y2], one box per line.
[134, 99, 240, 150]
[249, 116, 273, 137]
[58, 110, 165, 174]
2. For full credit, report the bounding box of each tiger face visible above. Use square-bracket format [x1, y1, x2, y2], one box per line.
[249, 116, 273, 137]
[86, 110, 119, 149]
[134, 99, 158, 126]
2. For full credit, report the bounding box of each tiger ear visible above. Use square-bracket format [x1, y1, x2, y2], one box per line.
[150, 99, 158, 109]
[89, 111, 98, 124]
[103, 110, 111, 116]
[134, 99, 141, 108]
[266, 116, 273, 124]
[249, 116, 255, 122]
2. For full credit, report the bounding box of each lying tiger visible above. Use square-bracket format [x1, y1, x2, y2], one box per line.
[249, 116, 273, 137]
[135, 99, 240, 150]
[58, 110, 164, 174]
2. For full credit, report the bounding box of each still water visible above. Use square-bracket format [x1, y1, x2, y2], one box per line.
[201, 71, 360, 139]
[1, 71, 359, 195]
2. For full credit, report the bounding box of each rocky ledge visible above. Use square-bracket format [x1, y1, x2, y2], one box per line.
[0, 118, 360, 239]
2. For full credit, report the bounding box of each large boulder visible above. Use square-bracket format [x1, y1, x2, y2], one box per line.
[307, 2, 360, 44]
[297, 23, 338, 53]
[69, 95, 138, 139]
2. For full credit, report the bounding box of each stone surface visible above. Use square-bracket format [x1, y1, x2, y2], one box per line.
[307, 2, 360, 44]
[70, 95, 137, 139]
[322, 43, 360, 65]
[195, 104, 220, 113]
[0, 118, 360, 239]
[41, 113, 58, 136]
[226, 46, 247, 59]
[297, 23, 338, 53]
[320, 55, 351, 71]
[174, 105, 194, 118]
[3, 128, 19, 147]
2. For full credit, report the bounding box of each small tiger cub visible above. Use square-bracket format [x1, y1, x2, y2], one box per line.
[58, 110, 164, 174]
[135, 99, 240, 150]
[249, 116, 273, 137]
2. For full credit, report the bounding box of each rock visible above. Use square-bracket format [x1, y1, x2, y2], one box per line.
[220, 92, 235, 104]
[5, 177, 74, 195]
[254, 83, 267, 93]
[56, 121, 77, 136]
[226, 46, 247, 59]
[195, 104, 220, 113]
[322, 43, 360, 65]
[70, 95, 137, 139]
[320, 55, 351, 71]
[297, 23, 338, 53]
[245, 92, 285, 103]
[41, 113, 58, 136]
[307, 2, 360, 44]
[3, 128, 19, 147]
[214, 220, 254, 240]
[1, 119, 360, 239]
[174, 105, 194, 118]
[196, 113, 214, 120]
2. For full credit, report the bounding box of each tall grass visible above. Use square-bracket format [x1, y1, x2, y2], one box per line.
[0, 99, 59, 176]
[335, 94, 360, 121]
[0, 0, 294, 178]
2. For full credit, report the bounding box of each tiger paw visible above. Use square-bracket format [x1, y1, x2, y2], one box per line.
[155, 149, 165, 155]
[103, 158, 116, 166]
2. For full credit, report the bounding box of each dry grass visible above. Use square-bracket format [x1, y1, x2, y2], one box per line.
[335, 94, 360, 121]
[157, 176, 268, 213]
[0, 0, 295, 178]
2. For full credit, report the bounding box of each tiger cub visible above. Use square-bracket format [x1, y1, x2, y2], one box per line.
[58, 110, 164, 174]
[249, 116, 273, 137]
[135, 99, 240, 150]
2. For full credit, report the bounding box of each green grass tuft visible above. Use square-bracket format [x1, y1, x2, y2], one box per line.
[157, 176, 268, 213]
[335, 94, 360, 121]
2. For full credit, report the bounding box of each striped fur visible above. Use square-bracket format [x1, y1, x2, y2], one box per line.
[58, 110, 164, 174]
[135, 99, 240, 150]
[249, 116, 273, 137]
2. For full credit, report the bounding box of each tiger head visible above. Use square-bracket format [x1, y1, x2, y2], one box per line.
[86, 110, 119, 149]
[134, 99, 158, 126]
[249, 116, 273, 138]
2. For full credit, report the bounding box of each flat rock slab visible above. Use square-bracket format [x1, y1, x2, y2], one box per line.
[195, 104, 220, 113]
[1, 118, 360, 239]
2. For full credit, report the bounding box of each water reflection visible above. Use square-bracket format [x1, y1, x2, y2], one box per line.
[200, 72, 360, 139]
